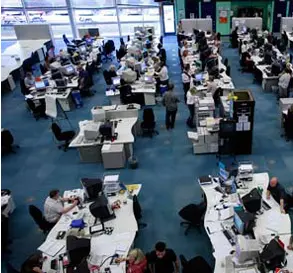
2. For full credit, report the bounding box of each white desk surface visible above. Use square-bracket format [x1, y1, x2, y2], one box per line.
[256, 65, 279, 80]
[279, 98, 293, 112]
[201, 173, 293, 272]
[286, 31, 293, 42]
[26, 88, 72, 101]
[41, 185, 141, 273]
[1, 39, 49, 82]
[70, 118, 137, 148]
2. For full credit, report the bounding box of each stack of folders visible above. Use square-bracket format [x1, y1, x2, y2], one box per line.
[198, 176, 212, 185]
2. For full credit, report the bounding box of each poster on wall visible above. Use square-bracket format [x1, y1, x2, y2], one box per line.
[219, 10, 228, 24]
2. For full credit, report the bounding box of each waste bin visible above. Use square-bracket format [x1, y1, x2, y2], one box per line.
[72, 90, 83, 108]
[128, 156, 138, 169]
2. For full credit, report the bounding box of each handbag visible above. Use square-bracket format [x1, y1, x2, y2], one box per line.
[70, 219, 85, 229]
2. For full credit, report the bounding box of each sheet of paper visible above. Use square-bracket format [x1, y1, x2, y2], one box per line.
[205, 208, 219, 222]
[114, 232, 132, 243]
[103, 105, 117, 111]
[238, 115, 248, 123]
[207, 222, 223, 234]
[219, 207, 234, 220]
[91, 241, 116, 256]
[38, 239, 65, 257]
[243, 122, 251, 131]
[236, 122, 243, 131]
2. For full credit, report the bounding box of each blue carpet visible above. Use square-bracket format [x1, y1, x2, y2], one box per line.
[2, 36, 293, 270]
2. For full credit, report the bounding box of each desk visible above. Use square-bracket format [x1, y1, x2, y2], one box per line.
[255, 65, 279, 92]
[201, 173, 293, 273]
[41, 185, 141, 273]
[70, 105, 140, 163]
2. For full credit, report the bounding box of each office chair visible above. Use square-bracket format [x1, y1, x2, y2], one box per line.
[28, 205, 54, 234]
[226, 65, 231, 77]
[282, 111, 293, 141]
[178, 201, 207, 235]
[120, 37, 125, 46]
[39, 63, 46, 75]
[51, 123, 75, 152]
[141, 108, 159, 138]
[80, 73, 95, 97]
[62, 34, 71, 46]
[1, 129, 19, 155]
[5, 263, 20, 273]
[133, 195, 147, 229]
[103, 70, 112, 86]
[160, 35, 163, 45]
[180, 255, 213, 273]
[26, 99, 47, 121]
[20, 79, 30, 96]
[101, 40, 115, 63]
[127, 35, 130, 42]
[223, 58, 228, 68]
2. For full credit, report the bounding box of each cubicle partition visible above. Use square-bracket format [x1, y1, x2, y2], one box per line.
[281, 17, 293, 32]
[181, 18, 213, 34]
[231, 17, 263, 31]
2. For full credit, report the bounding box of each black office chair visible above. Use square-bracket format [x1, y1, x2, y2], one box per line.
[224, 58, 228, 68]
[180, 255, 213, 273]
[226, 65, 231, 77]
[20, 79, 30, 96]
[51, 123, 75, 152]
[1, 129, 19, 155]
[133, 195, 147, 229]
[178, 201, 207, 235]
[39, 63, 46, 75]
[28, 205, 54, 234]
[26, 99, 47, 120]
[120, 37, 125, 46]
[141, 108, 159, 138]
[282, 110, 293, 141]
[127, 35, 130, 42]
[103, 70, 112, 86]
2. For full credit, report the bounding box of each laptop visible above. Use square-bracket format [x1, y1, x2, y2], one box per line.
[35, 81, 46, 91]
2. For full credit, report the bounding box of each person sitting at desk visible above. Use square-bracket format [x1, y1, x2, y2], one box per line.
[21, 251, 44, 273]
[181, 50, 189, 67]
[116, 248, 147, 273]
[108, 65, 117, 79]
[119, 79, 134, 104]
[77, 65, 92, 96]
[180, 40, 189, 56]
[241, 48, 254, 72]
[148, 241, 179, 273]
[241, 41, 249, 54]
[266, 177, 293, 214]
[278, 68, 291, 98]
[47, 45, 56, 62]
[24, 72, 35, 89]
[157, 43, 166, 63]
[176, 20, 183, 34]
[44, 189, 78, 225]
[44, 55, 50, 72]
[207, 75, 217, 95]
[155, 61, 169, 87]
[182, 64, 192, 103]
[214, 32, 222, 54]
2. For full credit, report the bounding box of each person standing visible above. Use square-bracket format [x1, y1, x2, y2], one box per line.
[182, 64, 192, 103]
[148, 241, 179, 273]
[162, 83, 180, 130]
[186, 87, 197, 128]
[278, 68, 291, 98]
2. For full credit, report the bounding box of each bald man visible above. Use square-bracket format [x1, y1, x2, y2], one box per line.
[266, 177, 293, 214]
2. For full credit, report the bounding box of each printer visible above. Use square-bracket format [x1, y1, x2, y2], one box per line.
[122, 69, 137, 83]
[236, 235, 260, 263]
[91, 107, 106, 123]
[84, 122, 101, 141]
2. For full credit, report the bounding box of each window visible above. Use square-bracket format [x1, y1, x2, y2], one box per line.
[27, 10, 70, 24]
[1, 11, 26, 25]
[76, 23, 119, 37]
[71, 0, 115, 8]
[1, 0, 22, 8]
[118, 8, 143, 22]
[1, 26, 17, 39]
[117, 0, 158, 6]
[51, 25, 73, 38]
[24, 0, 66, 8]
[74, 9, 117, 23]
[143, 8, 160, 21]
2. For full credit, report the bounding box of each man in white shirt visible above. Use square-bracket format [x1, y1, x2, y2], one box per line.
[155, 62, 169, 84]
[278, 68, 292, 98]
[182, 64, 191, 103]
[241, 41, 249, 54]
[44, 189, 78, 224]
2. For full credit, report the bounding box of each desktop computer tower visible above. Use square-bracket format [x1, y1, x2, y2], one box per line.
[232, 90, 255, 154]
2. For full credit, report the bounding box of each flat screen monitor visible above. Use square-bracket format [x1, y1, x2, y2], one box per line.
[55, 79, 67, 88]
[234, 212, 245, 234]
[65, 65, 75, 74]
[141, 62, 147, 72]
[195, 73, 203, 82]
[144, 75, 153, 83]
[112, 76, 121, 86]
[81, 178, 103, 201]
[51, 71, 63, 80]
[35, 81, 46, 90]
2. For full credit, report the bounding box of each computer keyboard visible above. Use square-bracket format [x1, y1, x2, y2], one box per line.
[223, 229, 236, 246]
[262, 199, 271, 210]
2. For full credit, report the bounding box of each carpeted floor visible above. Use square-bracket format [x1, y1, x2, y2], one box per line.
[1, 36, 293, 271]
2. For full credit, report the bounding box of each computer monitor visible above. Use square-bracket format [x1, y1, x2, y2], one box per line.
[141, 62, 147, 72]
[35, 81, 46, 90]
[234, 210, 255, 235]
[89, 193, 115, 222]
[234, 211, 245, 234]
[99, 122, 114, 140]
[88, 28, 99, 37]
[81, 178, 103, 201]
[55, 78, 67, 88]
[195, 73, 203, 82]
[242, 188, 262, 213]
[144, 75, 153, 84]
[112, 76, 121, 86]
[59, 64, 75, 76]
[51, 71, 63, 80]
[66, 236, 90, 267]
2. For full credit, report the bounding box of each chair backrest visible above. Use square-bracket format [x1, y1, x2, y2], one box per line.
[39, 63, 46, 75]
[185, 256, 212, 273]
[226, 65, 231, 77]
[28, 205, 44, 228]
[1, 130, 14, 147]
[26, 99, 36, 112]
[178, 203, 206, 225]
[51, 122, 62, 140]
[133, 194, 142, 221]
[143, 108, 155, 123]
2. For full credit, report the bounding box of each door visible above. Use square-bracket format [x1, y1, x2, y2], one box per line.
[162, 4, 175, 35]
[272, 0, 287, 33]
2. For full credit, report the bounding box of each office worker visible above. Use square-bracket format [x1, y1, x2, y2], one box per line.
[181, 50, 189, 66]
[180, 40, 188, 56]
[162, 83, 179, 130]
[241, 41, 249, 54]
[278, 68, 291, 98]
[182, 64, 191, 103]
[77, 65, 89, 92]
[242, 48, 254, 72]
[44, 55, 50, 72]
[207, 75, 218, 96]
[47, 45, 56, 62]
[116, 248, 147, 273]
[148, 241, 179, 273]
[108, 65, 118, 78]
[186, 87, 197, 128]
[21, 252, 44, 273]
[44, 189, 78, 224]
[157, 43, 166, 63]
[24, 72, 35, 89]
[231, 27, 239, 48]
[176, 20, 183, 34]
[266, 177, 293, 214]
[155, 61, 169, 87]
[214, 32, 222, 54]
[284, 104, 293, 140]
[119, 79, 134, 105]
